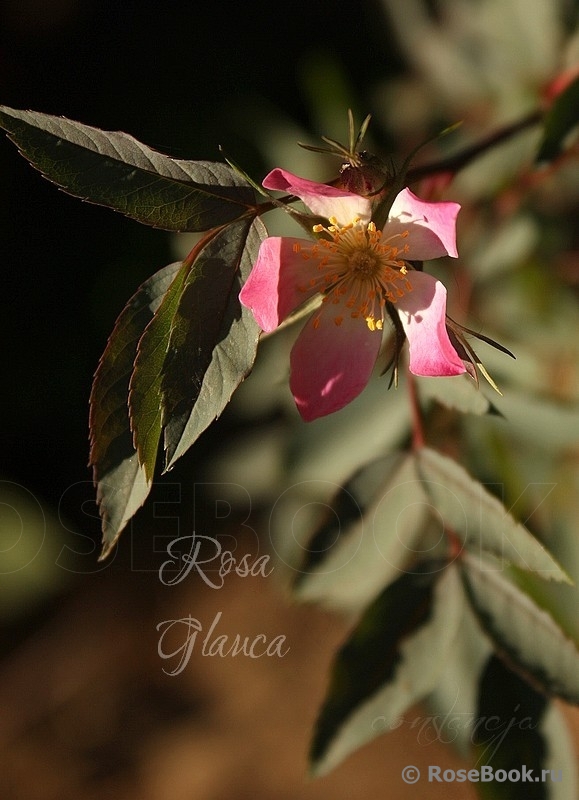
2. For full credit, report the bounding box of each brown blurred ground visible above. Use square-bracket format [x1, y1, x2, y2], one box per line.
[1, 531, 578, 800]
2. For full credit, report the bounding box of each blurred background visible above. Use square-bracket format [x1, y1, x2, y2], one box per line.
[1, 0, 579, 797]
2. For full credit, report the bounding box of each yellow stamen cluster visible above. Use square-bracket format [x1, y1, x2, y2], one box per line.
[294, 217, 412, 330]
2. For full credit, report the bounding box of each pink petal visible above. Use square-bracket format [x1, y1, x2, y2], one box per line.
[386, 188, 460, 260]
[239, 237, 321, 332]
[396, 271, 466, 376]
[289, 303, 382, 421]
[263, 168, 372, 226]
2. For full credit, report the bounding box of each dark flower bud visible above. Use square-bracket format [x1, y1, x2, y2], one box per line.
[335, 151, 390, 198]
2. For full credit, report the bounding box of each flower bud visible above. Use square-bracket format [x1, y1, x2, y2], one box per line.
[335, 151, 390, 199]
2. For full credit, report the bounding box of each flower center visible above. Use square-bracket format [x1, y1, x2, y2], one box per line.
[293, 217, 412, 330]
[348, 250, 380, 277]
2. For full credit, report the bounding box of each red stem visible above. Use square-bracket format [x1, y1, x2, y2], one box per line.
[406, 109, 542, 184]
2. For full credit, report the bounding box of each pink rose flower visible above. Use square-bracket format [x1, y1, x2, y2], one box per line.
[240, 168, 465, 421]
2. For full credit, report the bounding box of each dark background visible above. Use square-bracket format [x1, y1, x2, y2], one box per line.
[0, 0, 399, 564]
